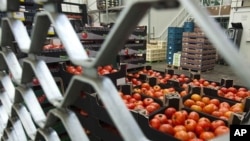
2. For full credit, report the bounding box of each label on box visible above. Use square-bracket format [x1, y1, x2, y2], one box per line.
[230, 125, 250, 140]
[116, 77, 126, 86]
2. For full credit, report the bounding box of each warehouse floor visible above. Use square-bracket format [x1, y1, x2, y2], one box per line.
[148, 62, 244, 86]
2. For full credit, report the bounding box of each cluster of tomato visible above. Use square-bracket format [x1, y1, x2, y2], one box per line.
[184, 94, 243, 121]
[97, 65, 118, 75]
[66, 65, 83, 75]
[37, 94, 46, 104]
[218, 86, 250, 102]
[43, 44, 64, 50]
[150, 107, 229, 141]
[119, 92, 161, 115]
[189, 78, 219, 89]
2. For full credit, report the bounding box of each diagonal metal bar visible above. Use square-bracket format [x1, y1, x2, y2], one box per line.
[179, 0, 250, 89]
[11, 104, 37, 140]
[0, 50, 22, 84]
[0, 91, 12, 116]
[62, 75, 149, 141]
[0, 72, 15, 102]
[6, 117, 27, 141]
[21, 58, 63, 107]
[15, 87, 46, 128]
[80, 0, 180, 68]
[0, 104, 8, 136]
[29, 13, 51, 54]
[45, 108, 90, 141]
[35, 128, 61, 141]
[1, 18, 31, 53]
[46, 12, 89, 66]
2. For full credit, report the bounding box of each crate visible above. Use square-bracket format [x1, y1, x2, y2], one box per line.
[182, 42, 214, 49]
[181, 58, 216, 65]
[181, 52, 216, 60]
[182, 37, 210, 44]
[168, 33, 183, 39]
[183, 21, 195, 28]
[182, 47, 216, 54]
[167, 37, 182, 44]
[182, 32, 197, 37]
[183, 27, 194, 32]
[172, 52, 181, 67]
[180, 63, 215, 70]
[168, 27, 183, 34]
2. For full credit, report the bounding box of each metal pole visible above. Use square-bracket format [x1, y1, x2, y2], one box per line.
[148, 9, 151, 43]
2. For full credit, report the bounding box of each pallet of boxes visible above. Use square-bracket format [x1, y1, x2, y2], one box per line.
[180, 26, 217, 73]
[146, 40, 166, 62]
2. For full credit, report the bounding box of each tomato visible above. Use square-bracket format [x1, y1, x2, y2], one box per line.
[111, 69, 118, 73]
[146, 105, 157, 114]
[195, 101, 205, 108]
[122, 95, 131, 100]
[211, 120, 226, 131]
[141, 83, 150, 90]
[153, 85, 161, 91]
[211, 111, 223, 117]
[164, 107, 177, 119]
[158, 124, 175, 135]
[228, 87, 237, 93]
[201, 96, 210, 104]
[190, 105, 202, 112]
[154, 91, 163, 97]
[128, 98, 137, 103]
[203, 81, 210, 87]
[104, 65, 113, 72]
[126, 103, 135, 109]
[197, 120, 211, 131]
[172, 111, 186, 125]
[210, 82, 217, 87]
[174, 130, 189, 141]
[32, 78, 40, 85]
[134, 104, 144, 110]
[184, 99, 195, 107]
[174, 125, 187, 133]
[238, 87, 247, 92]
[76, 66, 82, 72]
[209, 99, 220, 106]
[180, 74, 186, 78]
[149, 102, 160, 109]
[154, 114, 168, 124]
[100, 69, 110, 75]
[180, 90, 188, 97]
[184, 119, 197, 132]
[188, 138, 204, 141]
[220, 87, 228, 93]
[202, 104, 214, 114]
[187, 131, 196, 139]
[199, 131, 215, 140]
[214, 125, 229, 136]
[195, 125, 204, 136]
[67, 66, 76, 74]
[149, 118, 161, 129]
[188, 111, 200, 122]
[143, 98, 154, 106]
[132, 93, 141, 100]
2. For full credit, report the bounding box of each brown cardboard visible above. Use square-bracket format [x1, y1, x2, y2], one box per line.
[220, 5, 231, 15]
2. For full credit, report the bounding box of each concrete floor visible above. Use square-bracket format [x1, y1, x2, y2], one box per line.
[148, 62, 244, 86]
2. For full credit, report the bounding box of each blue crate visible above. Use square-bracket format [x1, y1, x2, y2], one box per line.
[166, 58, 173, 65]
[167, 38, 182, 44]
[168, 33, 183, 39]
[183, 22, 195, 28]
[183, 27, 194, 32]
[168, 27, 183, 34]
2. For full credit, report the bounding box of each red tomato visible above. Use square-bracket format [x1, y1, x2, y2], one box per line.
[199, 131, 215, 140]
[158, 124, 175, 135]
[174, 125, 187, 133]
[122, 95, 131, 100]
[188, 111, 200, 122]
[164, 107, 177, 119]
[172, 111, 186, 125]
[174, 130, 190, 141]
[209, 99, 220, 106]
[154, 114, 168, 124]
[74, 71, 82, 75]
[111, 69, 118, 73]
[214, 125, 230, 136]
[153, 85, 161, 91]
[146, 105, 157, 114]
[67, 66, 76, 74]
[219, 102, 230, 109]
[184, 119, 197, 132]
[143, 98, 154, 106]
[104, 65, 113, 72]
[187, 131, 196, 140]
[184, 99, 195, 107]
[188, 138, 204, 141]
[197, 120, 211, 131]
[76, 66, 82, 72]
[128, 98, 137, 103]
[211, 120, 226, 131]
[195, 125, 204, 136]
[149, 102, 160, 109]
[125, 103, 135, 109]
[132, 93, 141, 100]
[149, 118, 161, 129]
[141, 83, 150, 90]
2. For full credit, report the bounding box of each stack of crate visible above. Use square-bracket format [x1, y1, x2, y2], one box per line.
[180, 26, 217, 72]
[166, 27, 183, 65]
[146, 40, 167, 62]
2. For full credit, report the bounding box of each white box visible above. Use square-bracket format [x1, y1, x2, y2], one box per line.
[173, 52, 181, 67]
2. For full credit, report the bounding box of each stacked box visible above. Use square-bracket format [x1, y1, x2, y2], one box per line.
[172, 52, 181, 67]
[183, 21, 195, 32]
[180, 27, 217, 71]
[166, 27, 183, 65]
[146, 40, 167, 62]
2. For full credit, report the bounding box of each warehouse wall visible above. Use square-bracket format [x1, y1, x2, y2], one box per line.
[228, 7, 250, 63]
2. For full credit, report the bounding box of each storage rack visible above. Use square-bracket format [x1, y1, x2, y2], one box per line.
[1, 0, 250, 141]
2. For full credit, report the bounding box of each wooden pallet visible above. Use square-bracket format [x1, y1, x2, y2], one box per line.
[179, 67, 214, 73]
[166, 64, 181, 70]
[146, 60, 164, 64]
